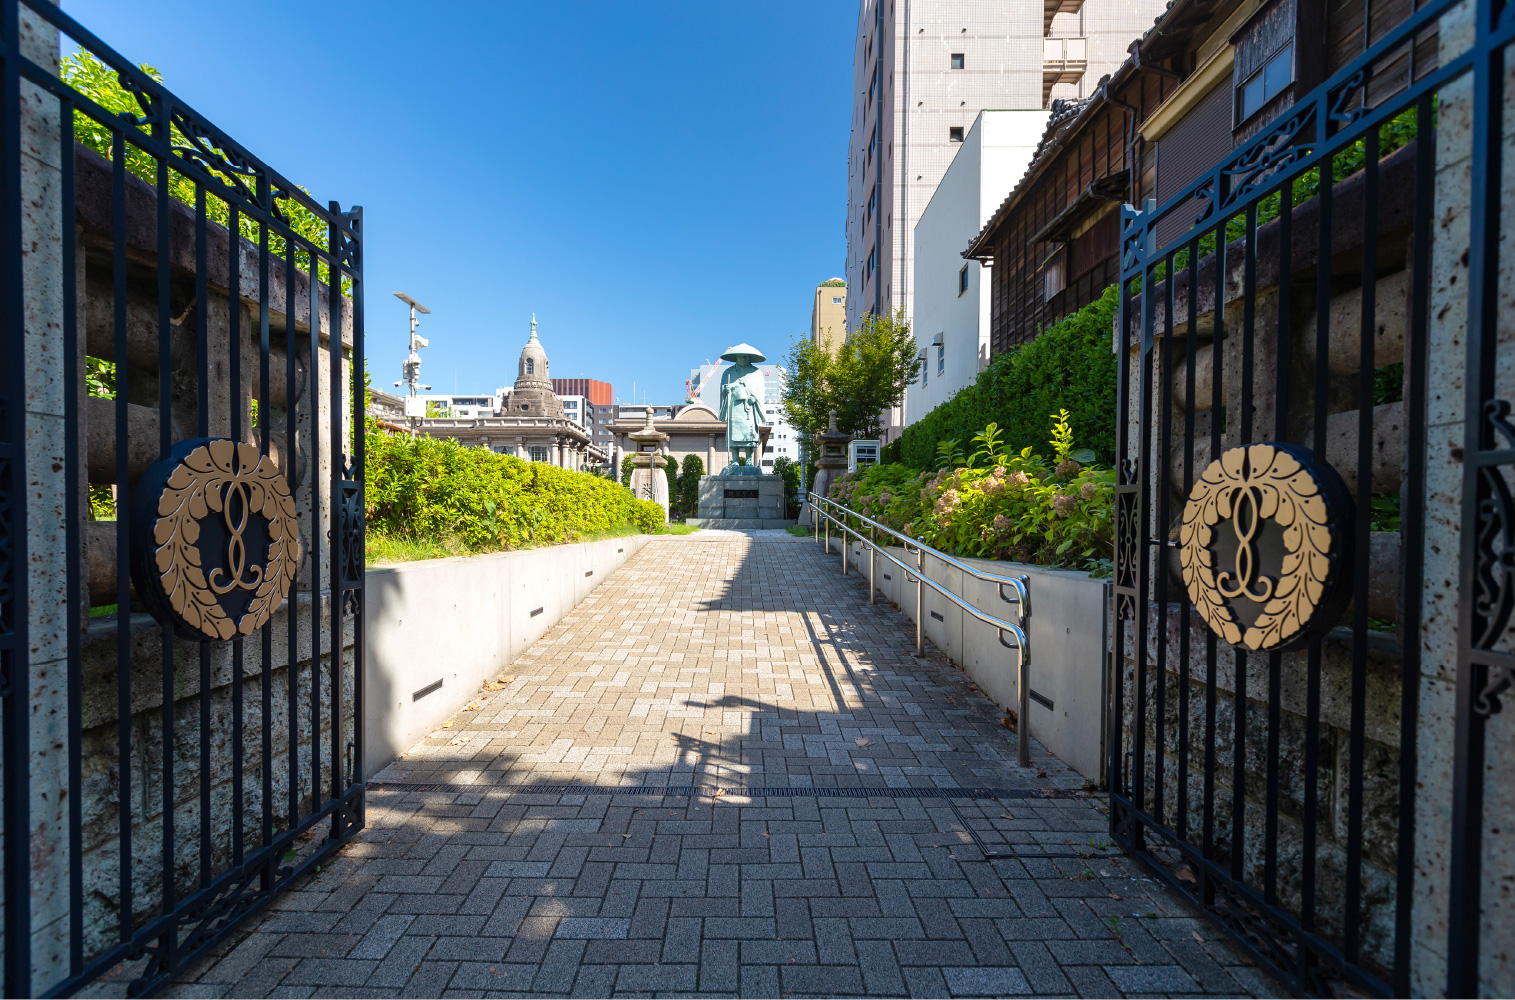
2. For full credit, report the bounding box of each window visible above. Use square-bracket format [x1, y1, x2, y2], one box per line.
[529, 446, 549, 463]
[526, 358, 535, 374]
[949, 126, 964, 142]
[1044, 252, 1066, 300]
[920, 355, 928, 386]
[951, 53, 964, 69]
[937, 345, 944, 375]
[957, 263, 969, 296]
[832, 296, 843, 304]
[1237, 43, 1293, 122]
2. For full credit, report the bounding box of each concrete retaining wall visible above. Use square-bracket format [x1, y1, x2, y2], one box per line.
[363, 534, 651, 775]
[835, 537, 1110, 782]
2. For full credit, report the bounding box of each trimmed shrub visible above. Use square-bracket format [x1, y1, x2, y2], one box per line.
[677, 454, 705, 518]
[366, 429, 657, 552]
[895, 285, 1118, 470]
[771, 455, 801, 517]
[629, 499, 666, 533]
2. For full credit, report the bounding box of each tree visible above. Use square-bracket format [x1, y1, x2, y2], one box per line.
[620, 454, 636, 487]
[780, 309, 918, 440]
[677, 454, 706, 518]
[663, 456, 678, 513]
[771, 455, 801, 517]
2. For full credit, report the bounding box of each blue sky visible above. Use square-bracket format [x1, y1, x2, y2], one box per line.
[62, 0, 855, 404]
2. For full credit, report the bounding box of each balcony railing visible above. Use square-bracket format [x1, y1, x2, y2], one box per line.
[1042, 36, 1087, 103]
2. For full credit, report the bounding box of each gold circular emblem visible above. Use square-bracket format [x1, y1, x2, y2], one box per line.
[131, 438, 303, 641]
[1179, 443, 1353, 652]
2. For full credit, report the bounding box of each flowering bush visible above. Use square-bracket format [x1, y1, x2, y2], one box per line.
[829, 411, 1115, 573]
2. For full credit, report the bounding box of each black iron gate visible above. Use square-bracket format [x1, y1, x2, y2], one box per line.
[0, 1, 365, 994]
[1111, 0, 1511, 995]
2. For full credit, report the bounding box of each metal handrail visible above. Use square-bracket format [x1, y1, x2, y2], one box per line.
[807, 491, 1034, 767]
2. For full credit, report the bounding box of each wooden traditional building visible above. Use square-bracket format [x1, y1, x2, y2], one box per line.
[964, 0, 1438, 356]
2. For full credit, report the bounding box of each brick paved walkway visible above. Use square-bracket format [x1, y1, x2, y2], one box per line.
[175, 531, 1277, 998]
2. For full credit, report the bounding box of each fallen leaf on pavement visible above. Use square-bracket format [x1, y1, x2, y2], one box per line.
[854, 737, 874, 748]
[621, 833, 632, 839]
[1110, 892, 1123, 900]
[440, 720, 452, 729]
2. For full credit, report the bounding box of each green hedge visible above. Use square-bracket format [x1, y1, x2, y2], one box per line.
[366, 429, 665, 553]
[890, 285, 1119, 470]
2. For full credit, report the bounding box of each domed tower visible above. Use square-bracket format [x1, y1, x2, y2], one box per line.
[505, 314, 564, 417]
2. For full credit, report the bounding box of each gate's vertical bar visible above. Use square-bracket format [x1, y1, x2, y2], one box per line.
[309, 250, 322, 817]
[1178, 229, 1199, 846]
[1203, 217, 1224, 868]
[154, 98, 177, 961]
[1344, 125, 1380, 965]
[1394, 87, 1433, 998]
[1266, 171, 1293, 907]
[1448, 1, 1503, 990]
[110, 129, 133, 946]
[228, 202, 245, 870]
[327, 207, 343, 811]
[1110, 205, 1135, 830]
[1231, 200, 1257, 887]
[1304, 81, 1336, 936]
[195, 185, 211, 892]
[59, 88, 83, 978]
[1132, 221, 1156, 831]
[1153, 247, 1175, 830]
[286, 235, 299, 833]
[349, 207, 365, 820]
[257, 178, 272, 863]
[0, 0, 30, 988]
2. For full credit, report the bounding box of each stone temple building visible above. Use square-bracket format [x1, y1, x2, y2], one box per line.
[409, 318, 604, 470]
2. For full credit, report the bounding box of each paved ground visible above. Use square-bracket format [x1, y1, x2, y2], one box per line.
[174, 530, 1277, 998]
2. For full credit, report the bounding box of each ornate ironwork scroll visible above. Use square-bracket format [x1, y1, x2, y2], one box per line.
[131, 438, 302, 641]
[1179, 443, 1353, 652]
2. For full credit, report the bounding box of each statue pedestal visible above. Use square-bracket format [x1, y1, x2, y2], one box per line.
[685, 473, 789, 529]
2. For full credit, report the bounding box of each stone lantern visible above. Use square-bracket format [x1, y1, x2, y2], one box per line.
[626, 409, 670, 521]
[805, 409, 851, 523]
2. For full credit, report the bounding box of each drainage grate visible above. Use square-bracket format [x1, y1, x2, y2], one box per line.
[584, 569, 593, 577]
[930, 610, 944, 622]
[411, 679, 443, 702]
[1029, 689, 1055, 711]
[530, 606, 544, 617]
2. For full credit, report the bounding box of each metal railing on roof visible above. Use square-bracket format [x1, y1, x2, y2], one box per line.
[806, 492, 1033, 767]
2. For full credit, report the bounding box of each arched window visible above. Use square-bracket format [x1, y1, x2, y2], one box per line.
[526, 358, 535, 375]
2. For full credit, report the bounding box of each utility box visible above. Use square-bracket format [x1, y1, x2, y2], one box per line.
[848, 439, 881, 473]
[403, 396, 426, 418]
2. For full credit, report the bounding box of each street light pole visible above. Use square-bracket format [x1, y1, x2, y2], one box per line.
[392, 291, 432, 435]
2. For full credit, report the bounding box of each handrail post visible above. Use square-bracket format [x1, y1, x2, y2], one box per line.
[1017, 638, 1032, 768]
[915, 547, 924, 655]
[813, 496, 819, 542]
[841, 522, 848, 576]
[824, 506, 830, 554]
[868, 528, 876, 605]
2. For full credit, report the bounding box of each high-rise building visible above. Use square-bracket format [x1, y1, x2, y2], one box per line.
[811, 279, 847, 354]
[846, 0, 1166, 441]
[552, 377, 617, 453]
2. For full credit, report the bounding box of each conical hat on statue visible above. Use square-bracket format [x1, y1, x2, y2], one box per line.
[719, 343, 766, 365]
